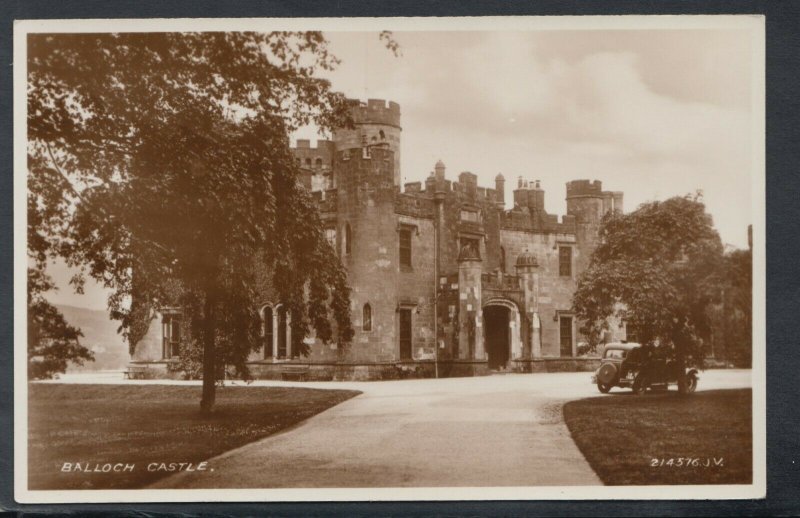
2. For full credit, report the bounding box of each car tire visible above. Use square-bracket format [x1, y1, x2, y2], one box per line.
[632, 374, 648, 396]
[597, 382, 612, 393]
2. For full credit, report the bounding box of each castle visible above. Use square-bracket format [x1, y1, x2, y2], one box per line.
[130, 98, 629, 380]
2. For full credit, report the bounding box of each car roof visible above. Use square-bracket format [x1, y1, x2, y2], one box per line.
[602, 342, 641, 352]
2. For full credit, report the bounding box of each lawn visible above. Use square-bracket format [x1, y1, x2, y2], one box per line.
[563, 389, 752, 485]
[28, 383, 360, 490]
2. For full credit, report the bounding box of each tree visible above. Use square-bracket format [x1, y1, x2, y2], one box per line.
[27, 32, 358, 411]
[708, 248, 752, 367]
[572, 195, 724, 393]
[27, 268, 94, 379]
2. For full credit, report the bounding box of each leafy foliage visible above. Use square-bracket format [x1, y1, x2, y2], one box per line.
[28, 268, 94, 379]
[707, 248, 752, 367]
[27, 32, 358, 409]
[573, 195, 724, 369]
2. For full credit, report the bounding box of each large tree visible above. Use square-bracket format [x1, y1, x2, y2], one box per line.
[707, 248, 752, 367]
[27, 267, 94, 379]
[572, 195, 724, 392]
[27, 32, 358, 411]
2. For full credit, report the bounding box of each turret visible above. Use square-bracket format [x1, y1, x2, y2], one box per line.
[435, 159, 446, 182]
[333, 99, 402, 186]
[495, 173, 505, 205]
[457, 241, 483, 361]
[566, 179, 623, 224]
[515, 249, 542, 359]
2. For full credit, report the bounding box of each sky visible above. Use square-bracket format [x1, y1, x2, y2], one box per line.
[44, 27, 760, 310]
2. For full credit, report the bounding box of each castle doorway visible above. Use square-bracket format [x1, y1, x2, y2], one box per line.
[484, 305, 511, 370]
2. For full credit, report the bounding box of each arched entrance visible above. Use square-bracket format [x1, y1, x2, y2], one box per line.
[484, 305, 511, 370]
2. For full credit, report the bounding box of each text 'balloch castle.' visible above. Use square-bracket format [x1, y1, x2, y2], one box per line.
[131, 98, 631, 380]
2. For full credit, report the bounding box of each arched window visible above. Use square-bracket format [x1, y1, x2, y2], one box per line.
[362, 303, 372, 331]
[344, 223, 352, 255]
[315, 157, 323, 169]
[262, 306, 273, 358]
[500, 246, 506, 273]
[305, 158, 312, 167]
[379, 129, 386, 140]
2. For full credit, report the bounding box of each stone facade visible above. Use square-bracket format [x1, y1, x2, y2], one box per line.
[130, 98, 629, 380]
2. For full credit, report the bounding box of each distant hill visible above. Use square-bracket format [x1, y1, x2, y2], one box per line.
[55, 304, 129, 372]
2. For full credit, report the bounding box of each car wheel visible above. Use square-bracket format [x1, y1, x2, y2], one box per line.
[632, 374, 648, 396]
[597, 382, 612, 393]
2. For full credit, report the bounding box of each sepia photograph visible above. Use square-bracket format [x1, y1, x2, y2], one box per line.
[13, 15, 765, 503]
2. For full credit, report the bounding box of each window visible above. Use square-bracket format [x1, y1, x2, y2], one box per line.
[344, 223, 352, 255]
[500, 246, 506, 273]
[460, 237, 480, 259]
[277, 306, 288, 358]
[324, 228, 337, 250]
[559, 316, 573, 357]
[604, 348, 626, 360]
[399, 228, 412, 268]
[362, 303, 372, 331]
[162, 314, 181, 359]
[342, 149, 351, 161]
[379, 129, 386, 140]
[399, 308, 412, 359]
[362, 145, 371, 159]
[559, 246, 572, 277]
[263, 306, 273, 358]
[305, 158, 312, 168]
[315, 157, 323, 169]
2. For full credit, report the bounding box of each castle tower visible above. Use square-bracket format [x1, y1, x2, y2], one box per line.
[333, 99, 402, 186]
[565, 180, 623, 225]
[334, 144, 399, 361]
[566, 179, 624, 278]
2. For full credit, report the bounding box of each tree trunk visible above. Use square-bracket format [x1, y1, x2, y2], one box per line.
[200, 291, 217, 413]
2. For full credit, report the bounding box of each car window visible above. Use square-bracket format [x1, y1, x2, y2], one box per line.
[604, 349, 626, 359]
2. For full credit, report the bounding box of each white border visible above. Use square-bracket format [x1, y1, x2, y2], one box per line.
[13, 14, 767, 504]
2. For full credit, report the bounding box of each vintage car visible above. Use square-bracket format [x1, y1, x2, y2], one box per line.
[591, 342, 699, 395]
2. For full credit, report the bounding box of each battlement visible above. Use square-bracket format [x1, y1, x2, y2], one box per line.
[501, 208, 577, 234]
[345, 98, 402, 128]
[565, 179, 624, 221]
[292, 139, 335, 171]
[293, 139, 334, 150]
[566, 179, 604, 197]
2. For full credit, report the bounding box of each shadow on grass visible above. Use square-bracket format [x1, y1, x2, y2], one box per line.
[563, 389, 752, 485]
[28, 383, 361, 490]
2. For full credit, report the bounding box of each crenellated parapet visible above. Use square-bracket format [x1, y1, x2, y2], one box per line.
[500, 208, 577, 234]
[566, 179, 624, 223]
[565, 179, 604, 198]
[291, 139, 335, 171]
[395, 192, 435, 218]
[345, 98, 402, 128]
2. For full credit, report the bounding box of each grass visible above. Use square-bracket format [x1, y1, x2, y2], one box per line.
[563, 389, 752, 485]
[28, 383, 360, 490]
